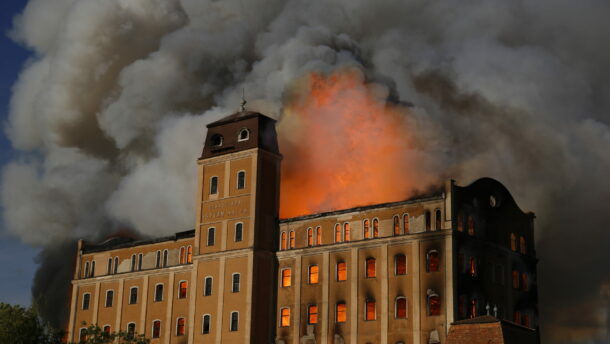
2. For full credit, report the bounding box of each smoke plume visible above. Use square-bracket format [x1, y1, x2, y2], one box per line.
[3, 1, 609, 342]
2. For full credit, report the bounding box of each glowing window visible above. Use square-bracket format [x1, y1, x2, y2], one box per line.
[230, 312, 239, 331]
[202, 314, 211, 334]
[204, 277, 213, 296]
[395, 297, 407, 319]
[337, 262, 347, 281]
[289, 231, 295, 249]
[403, 214, 409, 234]
[363, 219, 370, 239]
[281, 232, 287, 250]
[521, 273, 528, 291]
[520, 236, 527, 254]
[425, 211, 431, 231]
[129, 287, 138, 304]
[178, 281, 187, 299]
[309, 265, 319, 284]
[435, 209, 442, 230]
[155, 284, 163, 302]
[336, 302, 347, 322]
[281, 269, 291, 287]
[308, 305, 318, 324]
[237, 171, 246, 190]
[307, 228, 313, 246]
[187, 246, 192, 263]
[316, 226, 322, 245]
[365, 300, 376, 320]
[470, 299, 477, 318]
[373, 219, 379, 237]
[469, 257, 477, 277]
[523, 314, 530, 328]
[335, 224, 341, 243]
[105, 290, 113, 307]
[427, 293, 440, 316]
[427, 250, 440, 272]
[467, 216, 475, 235]
[207, 227, 215, 246]
[179, 247, 186, 265]
[176, 318, 185, 336]
[82, 293, 90, 310]
[152, 320, 161, 338]
[366, 258, 376, 278]
[235, 223, 243, 242]
[393, 216, 400, 235]
[210, 176, 218, 195]
[280, 308, 290, 327]
[395, 254, 407, 275]
[343, 223, 350, 241]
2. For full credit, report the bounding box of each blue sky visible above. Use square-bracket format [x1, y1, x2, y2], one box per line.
[0, 0, 40, 307]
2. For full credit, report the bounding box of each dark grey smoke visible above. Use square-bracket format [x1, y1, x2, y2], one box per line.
[3, 0, 609, 342]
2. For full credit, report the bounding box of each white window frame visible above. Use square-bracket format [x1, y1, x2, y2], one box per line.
[207, 227, 216, 246]
[364, 299, 376, 321]
[155, 251, 161, 268]
[130, 254, 136, 272]
[204, 276, 213, 296]
[279, 307, 290, 327]
[175, 317, 186, 336]
[426, 249, 440, 272]
[107, 258, 112, 275]
[202, 314, 212, 334]
[230, 311, 239, 331]
[236, 170, 246, 190]
[395, 296, 408, 319]
[151, 319, 161, 338]
[237, 128, 250, 142]
[82, 292, 91, 310]
[235, 222, 244, 242]
[90, 260, 95, 277]
[127, 322, 136, 336]
[210, 176, 219, 195]
[177, 280, 188, 299]
[154, 283, 164, 302]
[129, 286, 138, 304]
[231, 273, 241, 292]
[105, 289, 114, 307]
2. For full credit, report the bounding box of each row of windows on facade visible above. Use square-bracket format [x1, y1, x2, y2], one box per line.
[278, 291, 441, 328]
[456, 213, 476, 236]
[81, 274, 242, 311]
[510, 233, 528, 254]
[456, 254, 530, 291]
[279, 211, 444, 251]
[78, 311, 239, 342]
[205, 222, 244, 246]
[208, 171, 246, 195]
[279, 252, 440, 288]
[81, 246, 193, 279]
[210, 128, 250, 147]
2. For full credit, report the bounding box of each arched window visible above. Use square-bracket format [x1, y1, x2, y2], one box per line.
[105, 290, 113, 307]
[308, 305, 318, 324]
[129, 287, 138, 304]
[337, 262, 347, 281]
[238, 128, 249, 142]
[520, 236, 527, 254]
[512, 270, 520, 289]
[373, 218, 379, 238]
[152, 320, 161, 338]
[103, 325, 111, 334]
[137, 254, 142, 271]
[84, 261, 89, 278]
[470, 299, 477, 318]
[395, 297, 407, 319]
[232, 273, 240, 292]
[90, 261, 95, 277]
[155, 284, 163, 302]
[281, 269, 291, 287]
[187, 246, 193, 263]
[202, 314, 211, 334]
[435, 209, 442, 230]
[127, 323, 136, 338]
[363, 219, 370, 239]
[395, 254, 407, 275]
[521, 273, 528, 291]
[336, 302, 347, 322]
[316, 226, 322, 245]
[178, 281, 187, 299]
[210, 176, 218, 195]
[335, 224, 341, 243]
[457, 212, 464, 232]
[130, 255, 136, 272]
[176, 318, 185, 336]
[280, 308, 290, 327]
[366, 258, 376, 278]
[426, 250, 440, 272]
[179, 247, 186, 264]
[307, 228, 313, 246]
[425, 211, 431, 231]
[207, 227, 215, 246]
[204, 276, 213, 296]
[237, 171, 246, 190]
[289, 231, 295, 249]
[280, 232, 287, 250]
[469, 257, 477, 277]
[308, 265, 319, 284]
[113, 257, 118, 274]
[365, 299, 376, 320]
[163, 250, 168, 267]
[467, 216, 475, 236]
[82, 293, 91, 310]
[211, 134, 223, 147]
[343, 223, 350, 241]
[107, 258, 112, 275]
[230, 312, 239, 331]
[427, 291, 440, 316]
[235, 223, 243, 242]
[403, 214, 409, 234]
[155, 251, 161, 268]
[393, 216, 400, 235]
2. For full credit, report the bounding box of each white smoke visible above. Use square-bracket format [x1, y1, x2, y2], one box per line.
[3, 0, 610, 342]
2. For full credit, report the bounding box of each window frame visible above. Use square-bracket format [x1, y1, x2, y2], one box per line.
[202, 314, 211, 334]
[107, 258, 112, 275]
[308, 265, 319, 284]
[152, 319, 161, 339]
[178, 280, 188, 299]
[82, 292, 91, 310]
[176, 317, 186, 336]
[204, 276, 213, 296]
[395, 254, 407, 276]
[343, 222, 350, 242]
[308, 304, 318, 325]
[187, 245, 193, 264]
[155, 251, 161, 268]
[395, 296, 408, 319]
[279, 307, 290, 327]
[364, 299, 376, 321]
[105, 289, 114, 308]
[127, 322, 136, 337]
[210, 176, 219, 195]
[307, 227, 313, 247]
[363, 219, 370, 239]
[237, 170, 246, 190]
[113, 257, 118, 274]
[280, 232, 287, 250]
[403, 213, 409, 234]
[393, 215, 401, 236]
[289, 231, 295, 249]
[336, 261, 347, 281]
[427, 292, 441, 316]
[435, 208, 442, 230]
[280, 268, 291, 288]
[163, 249, 169, 267]
[230, 311, 239, 331]
[235, 222, 244, 242]
[137, 253, 143, 271]
[365, 257, 377, 278]
[237, 128, 250, 142]
[129, 286, 138, 305]
[316, 226, 322, 245]
[207, 227, 216, 246]
[372, 218, 379, 238]
[334, 223, 341, 243]
[426, 249, 440, 272]
[231, 273, 241, 293]
[336, 302, 347, 323]
[154, 283, 164, 302]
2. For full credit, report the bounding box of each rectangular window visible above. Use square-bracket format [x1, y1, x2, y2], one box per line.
[337, 262, 347, 281]
[316, 226, 322, 245]
[365, 300, 376, 320]
[202, 315, 211, 334]
[152, 320, 161, 338]
[178, 281, 187, 299]
[155, 284, 163, 302]
[210, 176, 218, 195]
[235, 223, 243, 242]
[366, 258, 376, 278]
[82, 293, 90, 310]
[204, 277, 213, 296]
[308, 305, 318, 324]
[395, 255, 407, 275]
[309, 265, 319, 284]
[232, 273, 240, 292]
[207, 227, 215, 246]
[230, 312, 239, 331]
[280, 308, 290, 327]
[289, 231, 295, 249]
[129, 287, 138, 304]
[176, 318, 185, 336]
[105, 290, 113, 307]
[237, 171, 245, 190]
[336, 303, 346, 323]
[281, 269, 291, 287]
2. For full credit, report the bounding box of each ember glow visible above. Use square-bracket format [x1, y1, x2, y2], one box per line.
[278, 68, 437, 218]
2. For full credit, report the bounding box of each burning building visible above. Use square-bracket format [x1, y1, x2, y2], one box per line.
[67, 109, 539, 344]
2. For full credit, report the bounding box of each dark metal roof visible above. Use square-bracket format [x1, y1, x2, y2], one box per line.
[207, 111, 274, 128]
[82, 229, 195, 254]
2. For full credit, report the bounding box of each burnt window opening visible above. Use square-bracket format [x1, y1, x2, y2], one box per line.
[365, 299, 376, 320]
[457, 212, 464, 232]
[510, 233, 517, 251]
[393, 215, 401, 235]
[238, 128, 250, 142]
[425, 211, 431, 231]
[512, 270, 520, 289]
[395, 254, 407, 275]
[395, 297, 407, 319]
[210, 134, 223, 147]
[467, 216, 475, 236]
[337, 262, 347, 281]
[470, 299, 477, 318]
[403, 213, 409, 234]
[308, 305, 318, 324]
[520, 236, 527, 254]
[426, 250, 440, 272]
[363, 219, 370, 239]
[281, 269, 291, 287]
[176, 318, 185, 336]
[435, 209, 442, 230]
[366, 258, 376, 278]
[373, 218, 379, 238]
[427, 291, 441, 316]
[469, 257, 477, 277]
[336, 302, 347, 322]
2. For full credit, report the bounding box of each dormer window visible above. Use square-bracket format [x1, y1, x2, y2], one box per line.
[238, 128, 250, 142]
[211, 134, 223, 147]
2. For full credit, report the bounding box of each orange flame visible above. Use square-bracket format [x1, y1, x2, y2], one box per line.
[278, 68, 436, 218]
